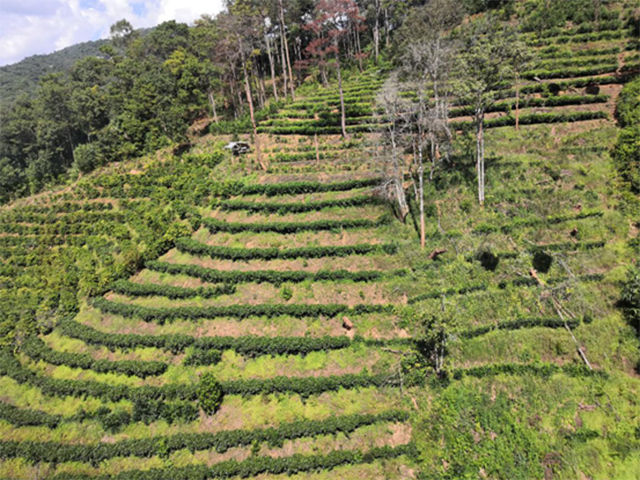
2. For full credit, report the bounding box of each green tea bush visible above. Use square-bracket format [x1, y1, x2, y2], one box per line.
[111, 280, 236, 299]
[197, 372, 223, 415]
[21, 337, 168, 378]
[145, 260, 401, 284]
[0, 401, 61, 428]
[91, 296, 392, 323]
[60, 318, 358, 356]
[175, 237, 397, 261]
[0, 410, 409, 464]
[451, 362, 606, 380]
[215, 195, 383, 214]
[48, 443, 415, 480]
[0, 350, 407, 403]
[183, 349, 222, 366]
[459, 317, 579, 339]
[202, 216, 390, 234]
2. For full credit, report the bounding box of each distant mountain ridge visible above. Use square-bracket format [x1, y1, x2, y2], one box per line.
[0, 38, 109, 109]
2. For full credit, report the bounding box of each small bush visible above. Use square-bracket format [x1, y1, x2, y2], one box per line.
[198, 372, 224, 415]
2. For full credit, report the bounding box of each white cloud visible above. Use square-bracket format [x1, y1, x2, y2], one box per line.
[0, 0, 224, 66]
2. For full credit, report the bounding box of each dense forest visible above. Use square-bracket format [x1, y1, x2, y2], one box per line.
[0, 0, 639, 478]
[0, 39, 108, 111]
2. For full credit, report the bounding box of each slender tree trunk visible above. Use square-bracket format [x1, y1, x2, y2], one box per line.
[320, 62, 328, 87]
[384, 8, 390, 47]
[279, 27, 289, 100]
[515, 73, 520, 131]
[356, 25, 363, 71]
[243, 62, 266, 171]
[476, 112, 486, 205]
[208, 91, 218, 122]
[265, 32, 279, 101]
[390, 125, 409, 220]
[373, 0, 381, 63]
[67, 126, 76, 166]
[419, 145, 426, 249]
[336, 52, 347, 138]
[278, 0, 295, 100]
[257, 64, 267, 109]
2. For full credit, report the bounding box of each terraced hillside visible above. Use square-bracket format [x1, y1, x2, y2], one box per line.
[1, 3, 639, 480]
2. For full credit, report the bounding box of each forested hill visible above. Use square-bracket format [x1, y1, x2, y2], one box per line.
[0, 39, 108, 109]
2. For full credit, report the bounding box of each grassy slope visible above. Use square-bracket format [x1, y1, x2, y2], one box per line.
[1, 5, 639, 480]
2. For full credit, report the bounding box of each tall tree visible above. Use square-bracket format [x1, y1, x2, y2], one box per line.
[402, 0, 461, 248]
[221, 6, 267, 170]
[305, 0, 366, 138]
[454, 16, 528, 205]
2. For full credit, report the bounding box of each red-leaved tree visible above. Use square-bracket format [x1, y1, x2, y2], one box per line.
[304, 0, 366, 138]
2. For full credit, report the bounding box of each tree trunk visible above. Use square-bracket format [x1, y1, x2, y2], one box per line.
[208, 91, 218, 122]
[390, 127, 409, 220]
[243, 62, 266, 171]
[373, 0, 380, 63]
[419, 146, 426, 249]
[336, 50, 347, 138]
[476, 111, 485, 205]
[515, 74, 520, 131]
[355, 24, 363, 71]
[265, 32, 279, 101]
[279, 25, 289, 100]
[278, 0, 295, 100]
[384, 8, 390, 47]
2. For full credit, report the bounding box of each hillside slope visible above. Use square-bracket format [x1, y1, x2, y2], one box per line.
[0, 3, 639, 480]
[0, 39, 108, 109]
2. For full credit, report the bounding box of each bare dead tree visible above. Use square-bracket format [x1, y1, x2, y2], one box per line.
[376, 75, 411, 221]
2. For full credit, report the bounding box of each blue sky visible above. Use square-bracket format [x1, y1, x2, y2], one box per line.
[0, 0, 224, 66]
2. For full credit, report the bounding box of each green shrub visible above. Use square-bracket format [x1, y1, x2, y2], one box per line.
[183, 349, 222, 366]
[111, 280, 236, 299]
[0, 410, 409, 464]
[215, 195, 383, 214]
[73, 143, 102, 174]
[91, 296, 392, 324]
[202, 216, 390, 234]
[198, 373, 223, 415]
[0, 401, 61, 428]
[620, 266, 640, 335]
[21, 336, 167, 378]
[175, 237, 397, 261]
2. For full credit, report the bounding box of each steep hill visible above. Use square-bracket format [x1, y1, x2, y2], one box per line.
[0, 1, 638, 479]
[0, 39, 108, 109]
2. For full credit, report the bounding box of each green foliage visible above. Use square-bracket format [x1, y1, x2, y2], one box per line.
[211, 178, 379, 198]
[92, 296, 392, 324]
[451, 111, 609, 130]
[197, 372, 224, 415]
[612, 78, 640, 196]
[0, 350, 407, 402]
[175, 237, 397, 261]
[417, 387, 545, 479]
[73, 143, 102, 174]
[21, 336, 168, 378]
[202, 215, 390, 234]
[0, 410, 409, 463]
[111, 279, 235, 299]
[0, 401, 61, 428]
[215, 195, 383, 214]
[620, 266, 640, 335]
[451, 363, 605, 380]
[183, 349, 222, 366]
[145, 261, 402, 285]
[49, 444, 415, 480]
